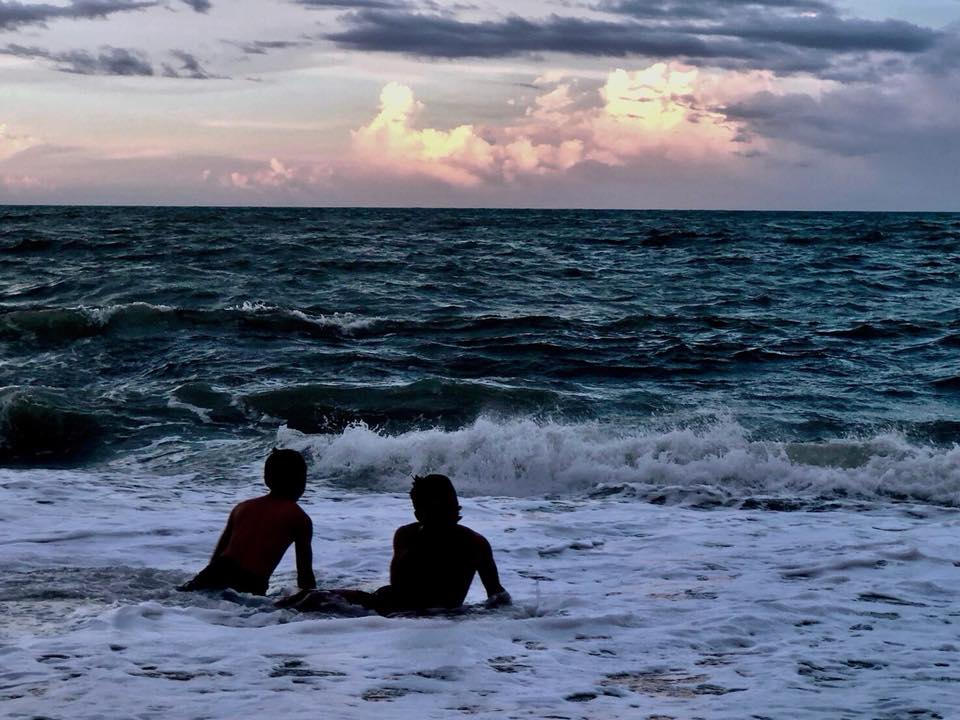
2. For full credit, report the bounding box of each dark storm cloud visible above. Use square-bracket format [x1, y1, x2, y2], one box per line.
[594, 0, 836, 20]
[916, 26, 960, 75]
[691, 15, 936, 53]
[717, 81, 959, 158]
[162, 49, 218, 78]
[701, 22, 960, 167]
[326, 9, 939, 75]
[2, 43, 155, 75]
[600, 0, 836, 21]
[328, 12, 757, 59]
[180, 0, 211, 11]
[294, 0, 408, 9]
[229, 39, 309, 55]
[3, 43, 220, 78]
[0, 0, 156, 31]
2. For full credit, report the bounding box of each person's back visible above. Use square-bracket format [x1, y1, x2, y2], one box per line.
[281, 473, 509, 614]
[389, 520, 502, 610]
[179, 449, 316, 596]
[218, 494, 312, 582]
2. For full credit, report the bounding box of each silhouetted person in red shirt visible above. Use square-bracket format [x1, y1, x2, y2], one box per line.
[279, 474, 509, 614]
[179, 449, 316, 596]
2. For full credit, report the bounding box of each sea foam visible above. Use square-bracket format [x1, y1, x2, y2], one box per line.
[280, 417, 960, 507]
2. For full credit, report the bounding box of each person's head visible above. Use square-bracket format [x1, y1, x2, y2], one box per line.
[264, 448, 307, 500]
[410, 473, 461, 526]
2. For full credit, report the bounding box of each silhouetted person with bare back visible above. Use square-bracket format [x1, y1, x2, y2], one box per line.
[279, 474, 509, 614]
[179, 449, 316, 596]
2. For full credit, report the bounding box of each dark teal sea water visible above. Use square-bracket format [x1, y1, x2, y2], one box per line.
[6, 207, 959, 720]
[2, 206, 959, 503]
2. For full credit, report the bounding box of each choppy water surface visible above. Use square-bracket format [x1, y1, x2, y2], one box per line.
[1, 206, 959, 504]
[3, 207, 960, 720]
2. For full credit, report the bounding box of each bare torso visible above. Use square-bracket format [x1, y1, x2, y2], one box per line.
[389, 522, 506, 609]
[276, 520, 508, 614]
[217, 495, 314, 586]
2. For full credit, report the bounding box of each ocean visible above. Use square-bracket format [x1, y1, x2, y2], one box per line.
[2, 207, 959, 719]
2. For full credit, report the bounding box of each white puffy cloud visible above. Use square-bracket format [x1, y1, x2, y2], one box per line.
[351, 63, 754, 186]
[0, 172, 46, 192]
[217, 157, 331, 190]
[584, 64, 738, 164]
[0, 123, 38, 161]
[351, 82, 498, 187]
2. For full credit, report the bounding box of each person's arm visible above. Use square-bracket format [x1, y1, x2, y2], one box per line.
[474, 533, 511, 607]
[295, 514, 316, 590]
[210, 508, 236, 561]
[389, 525, 416, 586]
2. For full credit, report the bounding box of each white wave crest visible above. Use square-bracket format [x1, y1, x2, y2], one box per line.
[289, 309, 382, 331]
[227, 300, 275, 314]
[278, 417, 960, 506]
[77, 302, 174, 325]
[228, 301, 381, 331]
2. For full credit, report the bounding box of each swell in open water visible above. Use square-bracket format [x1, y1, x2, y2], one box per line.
[2, 206, 959, 505]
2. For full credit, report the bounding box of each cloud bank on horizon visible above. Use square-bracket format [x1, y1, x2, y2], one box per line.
[0, 0, 958, 209]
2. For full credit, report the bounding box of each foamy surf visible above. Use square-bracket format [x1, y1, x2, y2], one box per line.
[281, 417, 960, 507]
[4, 208, 960, 719]
[1, 465, 957, 719]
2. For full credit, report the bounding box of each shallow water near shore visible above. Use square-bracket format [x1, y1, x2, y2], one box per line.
[2, 207, 960, 718]
[2, 467, 959, 719]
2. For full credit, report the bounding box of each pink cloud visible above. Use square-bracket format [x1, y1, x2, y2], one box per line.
[1, 173, 50, 192]
[213, 157, 331, 191]
[350, 63, 757, 187]
[0, 123, 38, 161]
[351, 82, 497, 187]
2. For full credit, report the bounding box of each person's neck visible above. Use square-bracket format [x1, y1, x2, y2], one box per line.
[419, 520, 458, 531]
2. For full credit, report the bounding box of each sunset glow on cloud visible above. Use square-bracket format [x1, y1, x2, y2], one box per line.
[352, 82, 497, 187]
[0, 0, 956, 208]
[350, 63, 745, 187]
[0, 123, 36, 161]
[602, 65, 696, 130]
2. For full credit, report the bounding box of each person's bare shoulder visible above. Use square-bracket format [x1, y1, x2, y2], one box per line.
[459, 525, 493, 551]
[394, 522, 419, 541]
[458, 524, 487, 540]
[231, 497, 259, 515]
[239, 495, 271, 508]
[287, 502, 309, 527]
[391, 522, 420, 550]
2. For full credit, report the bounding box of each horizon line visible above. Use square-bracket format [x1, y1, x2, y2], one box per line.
[2, 203, 958, 214]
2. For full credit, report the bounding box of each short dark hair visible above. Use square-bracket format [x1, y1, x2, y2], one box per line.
[264, 448, 307, 499]
[410, 473, 460, 524]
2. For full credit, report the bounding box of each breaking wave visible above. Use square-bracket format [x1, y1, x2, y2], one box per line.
[280, 417, 960, 508]
[0, 302, 384, 343]
[0, 388, 102, 463]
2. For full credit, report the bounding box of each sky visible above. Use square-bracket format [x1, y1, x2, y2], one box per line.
[0, 0, 958, 209]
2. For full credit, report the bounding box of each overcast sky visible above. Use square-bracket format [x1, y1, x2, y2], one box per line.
[1, 0, 958, 209]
